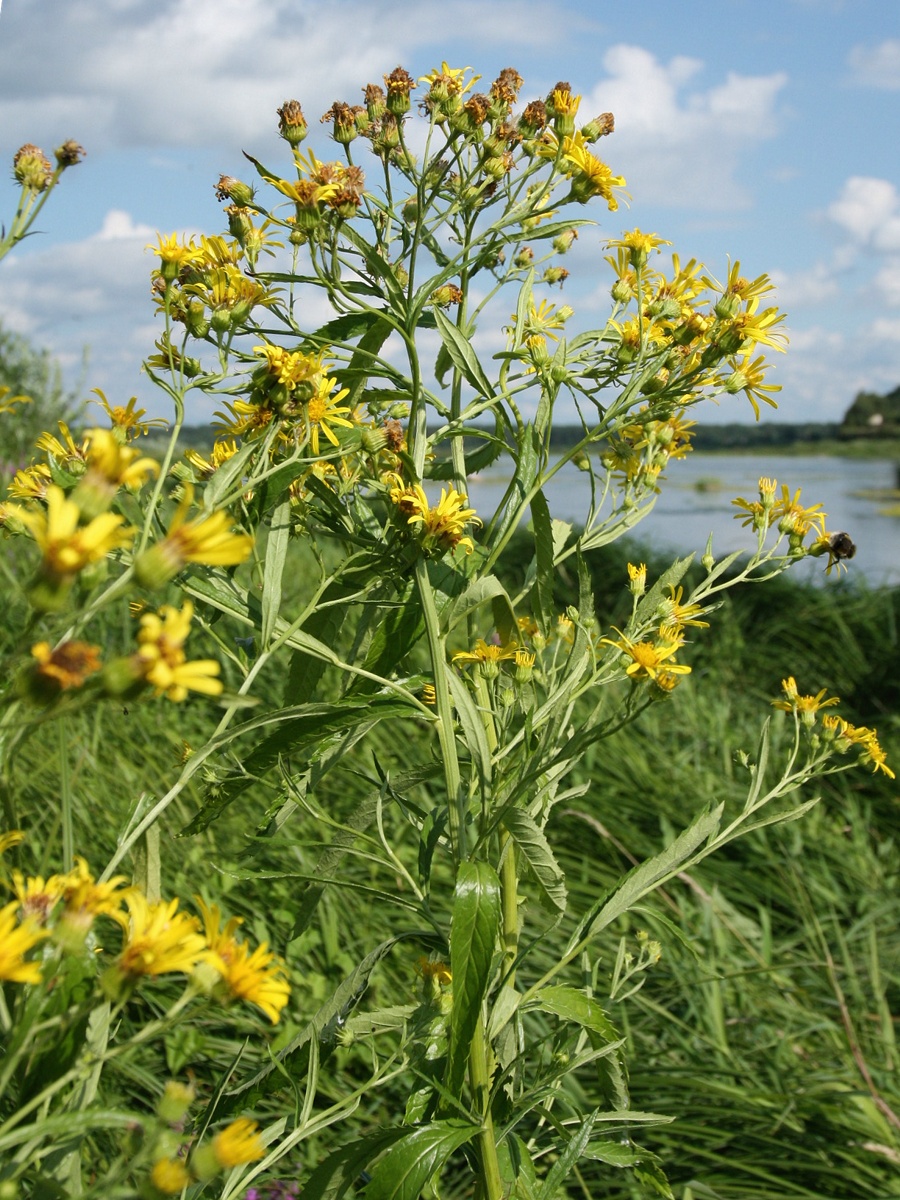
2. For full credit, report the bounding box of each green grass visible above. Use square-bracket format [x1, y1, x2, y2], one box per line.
[6, 540, 899, 1197]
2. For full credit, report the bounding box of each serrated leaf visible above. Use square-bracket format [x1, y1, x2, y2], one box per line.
[497, 806, 567, 914]
[433, 308, 496, 399]
[535, 1110, 599, 1200]
[363, 1120, 478, 1200]
[530, 488, 555, 635]
[536, 985, 619, 1038]
[567, 805, 724, 954]
[446, 861, 501, 1093]
[300, 1129, 407, 1200]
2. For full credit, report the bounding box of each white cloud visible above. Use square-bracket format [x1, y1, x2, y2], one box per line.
[0, 0, 569, 155]
[847, 39, 900, 90]
[0, 209, 169, 406]
[769, 263, 840, 308]
[581, 46, 787, 210]
[826, 177, 900, 249]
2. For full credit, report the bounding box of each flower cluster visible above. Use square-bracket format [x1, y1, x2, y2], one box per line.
[772, 677, 894, 778]
[387, 472, 481, 555]
[0, 833, 292, 1019]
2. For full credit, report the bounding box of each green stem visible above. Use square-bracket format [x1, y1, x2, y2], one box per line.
[59, 717, 73, 867]
[415, 557, 465, 860]
[469, 1012, 503, 1200]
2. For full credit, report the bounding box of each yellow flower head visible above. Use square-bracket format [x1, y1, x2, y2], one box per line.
[212, 1118, 265, 1168]
[91, 389, 169, 438]
[0, 900, 48, 983]
[35, 421, 90, 469]
[150, 1158, 191, 1195]
[603, 628, 691, 682]
[452, 639, 518, 667]
[196, 897, 291, 1024]
[135, 486, 254, 587]
[117, 893, 208, 978]
[136, 601, 223, 702]
[82, 427, 160, 491]
[31, 640, 102, 692]
[410, 486, 481, 555]
[60, 857, 132, 934]
[7, 485, 134, 577]
[607, 229, 671, 269]
[8, 463, 52, 500]
[772, 677, 840, 726]
[306, 377, 354, 455]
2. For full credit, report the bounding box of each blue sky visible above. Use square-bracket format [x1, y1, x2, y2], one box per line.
[1, 0, 899, 426]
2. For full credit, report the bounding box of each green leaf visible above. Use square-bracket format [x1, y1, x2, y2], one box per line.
[446, 861, 501, 1093]
[634, 554, 695, 625]
[536, 985, 619, 1038]
[567, 805, 724, 954]
[497, 806, 567, 914]
[530, 488, 555, 635]
[364, 1120, 478, 1200]
[446, 671, 493, 801]
[261, 496, 292, 649]
[227, 931, 440, 1111]
[433, 308, 496, 399]
[181, 695, 415, 834]
[535, 1109, 599, 1199]
[300, 1129, 407, 1200]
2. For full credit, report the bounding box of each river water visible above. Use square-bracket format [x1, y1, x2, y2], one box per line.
[466, 454, 900, 587]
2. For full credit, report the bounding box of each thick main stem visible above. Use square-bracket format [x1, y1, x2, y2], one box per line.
[469, 1012, 503, 1200]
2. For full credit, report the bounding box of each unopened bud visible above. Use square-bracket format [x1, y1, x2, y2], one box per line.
[13, 144, 52, 192]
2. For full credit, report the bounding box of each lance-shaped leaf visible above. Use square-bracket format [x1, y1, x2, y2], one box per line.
[446, 861, 501, 1093]
[363, 1120, 478, 1200]
[433, 307, 496, 400]
[496, 805, 567, 914]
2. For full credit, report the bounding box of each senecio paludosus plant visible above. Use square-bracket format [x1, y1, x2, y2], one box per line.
[0, 65, 892, 1200]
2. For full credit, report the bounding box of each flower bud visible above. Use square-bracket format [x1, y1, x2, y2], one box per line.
[384, 66, 415, 116]
[54, 140, 86, 168]
[364, 83, 387, 122]
[277, 99, 308, 146]
[580, 112, 615, 142]
[553, 228, 578, 254]
[543, 266, 569, 286]
[214, 175, 254, 207]
[157, 1081, 195, 1125]
[13, 144, 53, 191]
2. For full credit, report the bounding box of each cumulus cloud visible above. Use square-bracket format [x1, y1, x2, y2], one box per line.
[0, 209, 171, 405]
[580, 45, 787, 210]
[827, 177, 900, 250]
[847, 39, 900, 90]
[0, 0, 567, 155]
[769, 263, 841, 309]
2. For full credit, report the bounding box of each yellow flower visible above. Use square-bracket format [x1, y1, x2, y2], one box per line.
[60, 857, 132, 933]
[136, 601, 223, 702]
[81, 428, 159, 491]
[91, 389, 169, 438]
[0, 384, 30, 415]
[149, 232, 203, 276]
[658, 586, 709, 638]
[8, 463, 52, 500]
[7, 485, 133, 577]
[135, 487, 253, 587]
[725, 354, 781, 420]
[12, 868, 71, 923]
[0, 830, 24, 857]
[185, 439, 240, 478]
[196, 898, 291, 1024]
[772, 677, 839, 725]
[627, 562, 647, 596]
[306, 377, 354, 455]
[603, 629, 691, 682]
[0, 900, 47, 983]
[452, 639, 518, 666]
[771, 486, 826, 538]
[607, 229, 671, 268]
[212, 1118, 265, 1167]
[416, 956, 452, 985]
[31, 640, 102, 691]
[419, 62, 480, 99]
[35, 421, 90, 468]
[538, 131, 626, 209]
[116, 892, 208, 978]
[150, 1157, 192, 1195]
[410, 486, 481, 555]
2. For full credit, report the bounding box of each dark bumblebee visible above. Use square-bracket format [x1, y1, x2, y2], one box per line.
[827, 531, 856, 562]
